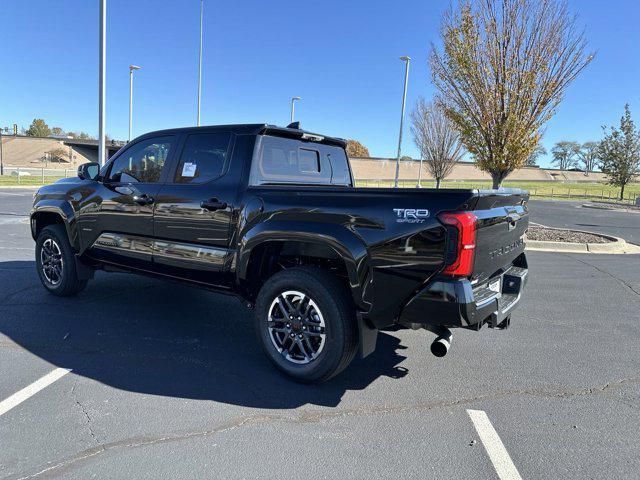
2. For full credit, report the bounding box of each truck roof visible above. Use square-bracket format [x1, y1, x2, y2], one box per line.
[134, 124, 347, 148]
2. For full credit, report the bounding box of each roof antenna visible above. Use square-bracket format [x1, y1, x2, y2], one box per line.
[286, 121, 300, 129]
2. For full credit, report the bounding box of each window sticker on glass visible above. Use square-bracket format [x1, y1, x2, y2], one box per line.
[182, 162, 197, 177]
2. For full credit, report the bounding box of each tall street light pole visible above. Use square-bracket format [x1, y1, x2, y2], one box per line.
[128, 65, 141, 142]
[98, 0, 107, 166]
[0, 129, 4, 176]
[197, 0, 204, 126]
[393, 56, 411, 188]
[290, 96, 301, 124]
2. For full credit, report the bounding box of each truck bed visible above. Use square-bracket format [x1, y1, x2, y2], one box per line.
[241, 185, 529, 327]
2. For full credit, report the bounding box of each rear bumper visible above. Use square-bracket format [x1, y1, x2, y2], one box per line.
[398, 254, 528, 330]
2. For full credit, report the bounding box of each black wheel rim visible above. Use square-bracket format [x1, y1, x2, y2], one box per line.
[40, 238, 63, 286]
[267, 290, 326, 365]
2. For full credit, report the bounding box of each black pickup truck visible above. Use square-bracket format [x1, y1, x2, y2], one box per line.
[31, 124, 529, 383]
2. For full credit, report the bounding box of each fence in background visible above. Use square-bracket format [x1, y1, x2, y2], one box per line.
[356, 179, 640, 204]
[0, 166, 71, 184]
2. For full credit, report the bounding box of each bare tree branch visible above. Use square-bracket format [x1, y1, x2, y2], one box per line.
[411, 98, 464, 187]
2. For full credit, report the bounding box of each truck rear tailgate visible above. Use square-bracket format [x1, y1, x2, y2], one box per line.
[469, 190, 529, 283]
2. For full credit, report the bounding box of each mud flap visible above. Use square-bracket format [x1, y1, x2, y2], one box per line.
[357, 314, 378, 358]
[75, 255, 95, 281]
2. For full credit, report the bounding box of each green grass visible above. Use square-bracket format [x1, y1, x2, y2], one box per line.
[0, 175, 66, 187]
[356, 179, 640, 203]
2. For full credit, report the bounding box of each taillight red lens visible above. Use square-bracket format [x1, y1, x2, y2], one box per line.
[438, 212, 477, 276]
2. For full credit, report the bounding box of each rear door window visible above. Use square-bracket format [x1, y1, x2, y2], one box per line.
[249, 135, 351, 186]
[173, 132, 232, 183]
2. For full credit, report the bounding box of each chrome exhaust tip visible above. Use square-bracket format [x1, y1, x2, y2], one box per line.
[430, 329, 452, 357]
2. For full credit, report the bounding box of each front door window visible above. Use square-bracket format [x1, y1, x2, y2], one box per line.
[109, 136, 174, 183]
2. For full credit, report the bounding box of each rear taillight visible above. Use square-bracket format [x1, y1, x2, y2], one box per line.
[438, 212, 477, 276]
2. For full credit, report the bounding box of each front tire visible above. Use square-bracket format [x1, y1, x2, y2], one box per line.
[255, 267, 358, 383]
[35, 224, 87, 296]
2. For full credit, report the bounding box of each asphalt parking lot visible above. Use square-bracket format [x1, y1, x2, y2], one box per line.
[1, 188, 639, 479]
[528, 199, 640, 244]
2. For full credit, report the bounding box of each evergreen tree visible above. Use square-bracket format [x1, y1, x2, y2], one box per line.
[599, 104, 640, 200]
[26, 119, 51, 137]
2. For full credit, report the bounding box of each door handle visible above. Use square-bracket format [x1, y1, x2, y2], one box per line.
[115, 186, 134, 195]
[133, 194, 154, 205]
[201, 199, 227, 211]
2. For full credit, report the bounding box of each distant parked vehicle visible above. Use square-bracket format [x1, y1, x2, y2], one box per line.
[11, 170, 31, 177]
[30, 123, 530, 383]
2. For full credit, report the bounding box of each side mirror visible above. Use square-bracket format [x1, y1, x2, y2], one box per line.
[78, 162, 100, 181]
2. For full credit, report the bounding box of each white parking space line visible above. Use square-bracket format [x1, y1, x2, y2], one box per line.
[0, 368, 71, 417]
[467, 409, 523, 480]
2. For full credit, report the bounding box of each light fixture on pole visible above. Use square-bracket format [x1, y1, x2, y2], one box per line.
[128, 65, 141, 142]
[98, 0, 107, 166]
[393, 56, 411, 188]
[290, 96, 301, 124]
[197, 0, 204, 126]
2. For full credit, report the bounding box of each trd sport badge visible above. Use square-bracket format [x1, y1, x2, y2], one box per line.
[393, 208, 430, 223]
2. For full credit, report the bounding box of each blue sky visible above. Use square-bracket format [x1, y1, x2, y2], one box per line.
[1, 0, 638, 167]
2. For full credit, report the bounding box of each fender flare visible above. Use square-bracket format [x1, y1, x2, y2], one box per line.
[236, 220, 371, 310]
[30, 201, 79, 252]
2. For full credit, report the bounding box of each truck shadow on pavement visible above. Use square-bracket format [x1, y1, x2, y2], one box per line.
[0, 261, 409, 408]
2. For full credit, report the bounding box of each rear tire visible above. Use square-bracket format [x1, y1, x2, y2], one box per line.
[35, 224, 87, 296]
[255, 267, 357, 383]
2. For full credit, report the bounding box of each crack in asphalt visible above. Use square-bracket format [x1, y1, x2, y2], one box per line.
[563, 253, 640, 298]
[7, 376, 639, 480]
[12, 417, 255, 480]
[71, 379, 101, 448]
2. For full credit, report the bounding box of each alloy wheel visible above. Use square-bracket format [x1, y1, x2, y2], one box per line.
[267, 290, 326, 364]
[40, 238, 64, 286]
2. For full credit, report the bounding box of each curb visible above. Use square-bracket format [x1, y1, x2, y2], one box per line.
[525, 226, 640, 254]
[0, 185, 40, 190]
[582, 203, 640, 214]
[580, 203, 610, 211]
